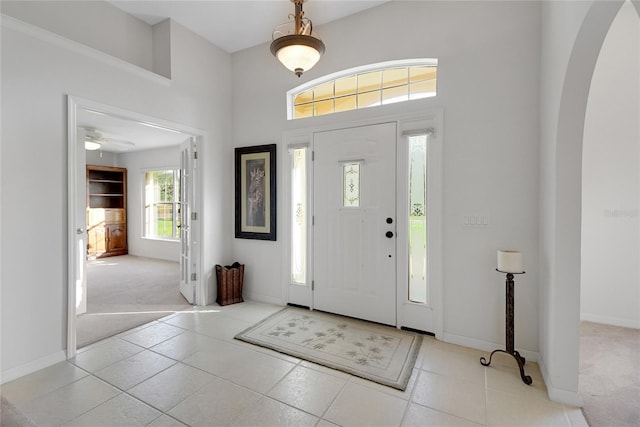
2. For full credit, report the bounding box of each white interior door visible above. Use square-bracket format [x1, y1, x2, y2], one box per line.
[179, 137, 198, 304]
[313, 122, 397, 325]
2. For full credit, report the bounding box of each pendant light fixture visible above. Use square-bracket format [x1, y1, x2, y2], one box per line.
[271, 0, 325, 77]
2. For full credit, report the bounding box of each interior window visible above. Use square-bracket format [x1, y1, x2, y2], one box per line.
[144, 169, 181, 240]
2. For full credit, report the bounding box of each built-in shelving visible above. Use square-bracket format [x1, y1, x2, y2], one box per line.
[86, 165, 128, 258]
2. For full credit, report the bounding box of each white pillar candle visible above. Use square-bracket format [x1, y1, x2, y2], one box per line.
[497, 250, 524, 273]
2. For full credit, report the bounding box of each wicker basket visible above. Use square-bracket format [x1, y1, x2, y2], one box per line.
[215, 263, 244, 306]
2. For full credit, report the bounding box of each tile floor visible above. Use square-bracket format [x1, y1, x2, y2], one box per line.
[1, 301, 588, 427]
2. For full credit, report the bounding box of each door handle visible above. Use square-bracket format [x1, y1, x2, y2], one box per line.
[76, 228, 84, 235]
[385, 231, 394, 238]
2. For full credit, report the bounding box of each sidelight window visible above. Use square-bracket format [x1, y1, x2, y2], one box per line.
[290, 147, 308, 284]
[408, 134, 428, 304]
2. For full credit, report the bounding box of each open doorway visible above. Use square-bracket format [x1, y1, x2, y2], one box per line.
[67, 97, 204, 353]
[580, 1, 640, 425]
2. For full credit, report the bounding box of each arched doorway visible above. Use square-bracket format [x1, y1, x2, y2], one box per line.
[543, 0, 639, 405]
[579, 1, 640, 424]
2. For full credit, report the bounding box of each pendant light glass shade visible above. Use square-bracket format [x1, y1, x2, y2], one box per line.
[271, 35, 324, 77]
[271, 0, 325, 77]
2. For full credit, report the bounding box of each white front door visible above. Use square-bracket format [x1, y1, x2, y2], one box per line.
[179, 137, 198, 304]
[313, 122, 397, 325]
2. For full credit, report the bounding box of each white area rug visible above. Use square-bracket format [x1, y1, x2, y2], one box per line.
[235, 306, 422, 390]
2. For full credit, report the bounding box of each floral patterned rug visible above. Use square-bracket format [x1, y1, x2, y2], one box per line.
[235, 306, 422, 390]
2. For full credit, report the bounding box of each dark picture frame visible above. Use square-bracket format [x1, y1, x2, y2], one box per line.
[235, 144, 276, 241]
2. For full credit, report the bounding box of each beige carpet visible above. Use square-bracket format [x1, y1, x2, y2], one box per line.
[76, 255, 191, 347]
[580, 321, 640, 427]
[235, 306, 422, 390]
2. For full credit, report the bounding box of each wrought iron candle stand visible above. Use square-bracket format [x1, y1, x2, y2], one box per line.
[480, 270, 532, 385]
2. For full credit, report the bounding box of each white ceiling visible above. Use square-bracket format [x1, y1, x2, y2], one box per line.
[78, 108, 191, 153]
[108, 0, 390, 53]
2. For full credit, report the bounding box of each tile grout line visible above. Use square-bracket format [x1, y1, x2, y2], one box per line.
[398, 368, 422, 426]
[484, 359, 489, 426]
[5, 362, 94, 413]
[124, 361, 217, 423]
[413, 365, 489, 425]
[317, 373, 351, 425]
[407, 340, 429, 408]
[61, 387, 123, 425]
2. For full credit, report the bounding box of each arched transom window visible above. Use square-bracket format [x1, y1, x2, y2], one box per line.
[288, 59, 437, 120]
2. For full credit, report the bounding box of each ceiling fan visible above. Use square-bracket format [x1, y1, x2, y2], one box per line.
[83, 127, 135, 152]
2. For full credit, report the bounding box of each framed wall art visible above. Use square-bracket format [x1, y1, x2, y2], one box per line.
[235, 144, 276, 240]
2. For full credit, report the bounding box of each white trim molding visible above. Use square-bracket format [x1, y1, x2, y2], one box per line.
[1, 14, 170, 86]
[66, 96, 207, 360]
[538, 354, 583, 407]
[1, 351, 67, 385]
[443, 332, 539, 364]
[580, 313, 640, 330]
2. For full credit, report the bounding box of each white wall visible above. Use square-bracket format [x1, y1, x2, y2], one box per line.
[85, 149, 118, 168]
[120, 146, 182, 262]
[1, 5, 232, 379]
[581, 2, 640, 329]
[232, 1, 541, 353]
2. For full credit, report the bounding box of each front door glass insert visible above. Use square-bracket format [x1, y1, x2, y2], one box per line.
[343, 162, 361, 208]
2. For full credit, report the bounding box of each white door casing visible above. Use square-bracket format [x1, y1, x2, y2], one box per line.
[179, 137, 198, 304]
[67, 96, 205, 358]
[313, 122, 398, 326]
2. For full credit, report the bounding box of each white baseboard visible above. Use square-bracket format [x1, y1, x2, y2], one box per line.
[537, 355, 583, 407]
[442, 332, 538, 362]
[443, 333, 584, 407]
[580, 313, 640, 329]
[244, 292, 285, 307]
[1, 351, 67, 385]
